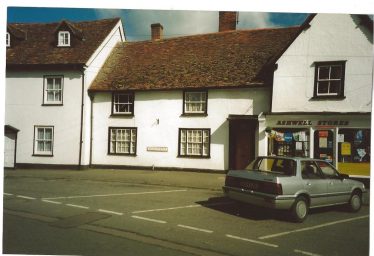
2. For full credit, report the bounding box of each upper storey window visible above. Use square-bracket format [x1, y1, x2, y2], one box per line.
[6, 32, 10, 47]
[58, 31, 70, 47]
[183, 91, 207, 115]
[314, 61, 346, 99]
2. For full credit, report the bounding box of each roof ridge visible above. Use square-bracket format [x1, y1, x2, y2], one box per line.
[7, 17, 120, 26]
[123, 25, 301, 44]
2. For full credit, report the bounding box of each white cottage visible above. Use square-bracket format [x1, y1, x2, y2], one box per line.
[88, 12, 299, 171]
[263, 14, 373, 177]
[5, 18, 125, 168]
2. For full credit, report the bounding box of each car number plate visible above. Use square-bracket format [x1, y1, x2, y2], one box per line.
[240, 181, 259, 190]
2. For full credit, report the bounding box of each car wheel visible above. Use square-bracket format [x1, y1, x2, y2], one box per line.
[348, 192, 362, 212]
[291, 196, 308, 223]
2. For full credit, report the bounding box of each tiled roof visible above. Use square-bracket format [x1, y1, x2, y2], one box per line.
[89, 26, 300, 92]
[6, 18, 120, 66]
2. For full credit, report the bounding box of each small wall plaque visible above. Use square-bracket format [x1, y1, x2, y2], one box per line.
[147, 147, 168, 152]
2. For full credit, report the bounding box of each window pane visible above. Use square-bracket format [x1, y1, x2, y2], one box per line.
[45, 129, 52, 140]
[45, 141, 52, 151]
[317, 81, 329, 94]
[47, 78, 54, 89]
[37, 141, 44, 151]
[37, 128, 44, 140]
[54, 78, 61, 89]
[330, 66, 342, 79]
[329, 81, 340, 94]
[318, 66, 330, 79]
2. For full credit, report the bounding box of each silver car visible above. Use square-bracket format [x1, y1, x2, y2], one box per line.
[222, 156, 366, 222]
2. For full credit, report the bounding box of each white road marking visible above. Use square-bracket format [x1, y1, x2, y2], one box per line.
[294, 249, 322, 256]
[98, 209, 123, 216]
[43, 189, 188, 200]
[177, 224, 213, 233]
[17, 195, 36, 200]
[4, 193, 13, 196]
[132, 201, 234, 214]
[226, 234, 278, 248]
[42, 200, 62, 205]
[133, 204, 199, 213]
[66, 204, 90, 210]
[259, 215, 369, 240]
[131, 215, 167, 224]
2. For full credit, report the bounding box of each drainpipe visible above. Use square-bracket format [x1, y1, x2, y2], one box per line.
[89, 93, 94, 167]
[78, 67, 86, 169]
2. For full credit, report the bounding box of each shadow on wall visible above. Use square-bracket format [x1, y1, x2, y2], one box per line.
[211, 120, 229, 170]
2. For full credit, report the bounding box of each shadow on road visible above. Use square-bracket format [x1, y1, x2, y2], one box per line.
[196, 196, 353, 222]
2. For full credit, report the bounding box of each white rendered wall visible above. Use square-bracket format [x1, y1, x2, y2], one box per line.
[272, 14, 373, 113]
[81, 21, 125, 166]
[91, 88, 270, 171]
[5, 71, 82, 165]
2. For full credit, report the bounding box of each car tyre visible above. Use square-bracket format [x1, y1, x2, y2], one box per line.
[291, 196, 308, 223]
[348, 192, 362, 212]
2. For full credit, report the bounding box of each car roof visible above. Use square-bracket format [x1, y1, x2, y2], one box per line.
[257, 156, 324, 161]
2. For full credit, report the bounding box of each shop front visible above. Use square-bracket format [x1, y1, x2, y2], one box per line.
[264, 113, 371, 177]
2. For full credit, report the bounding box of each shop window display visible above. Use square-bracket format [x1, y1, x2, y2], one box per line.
[338, 129, 370, 163]
[267, 129, 310, 157]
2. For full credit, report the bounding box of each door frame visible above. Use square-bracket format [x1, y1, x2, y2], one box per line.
[4, 125, 19, 169]
[228, 115, 258, 170]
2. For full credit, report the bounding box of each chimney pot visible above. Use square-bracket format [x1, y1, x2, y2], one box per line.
[151, 23, 163, 41]
[219, 11, 238, 32]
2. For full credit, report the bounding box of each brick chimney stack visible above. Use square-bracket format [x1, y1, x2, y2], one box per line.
[151, 23, 163, 41]
[219, 11, 238, 32]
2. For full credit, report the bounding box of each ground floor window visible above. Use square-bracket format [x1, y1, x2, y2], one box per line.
[267, 128, 309, 157]
[33, 126, 54, 156]
[338, 129, 370, 163]
[109, 127, 137, 155]
[179, 128, 210, 157]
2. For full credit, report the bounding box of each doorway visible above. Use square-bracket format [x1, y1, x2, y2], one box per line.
[228, 117, 258, 170]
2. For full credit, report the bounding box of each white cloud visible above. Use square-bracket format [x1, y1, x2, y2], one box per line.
[237, 12, 274, 29]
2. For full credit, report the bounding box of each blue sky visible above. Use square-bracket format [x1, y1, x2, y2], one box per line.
[7, 7, 308, 41]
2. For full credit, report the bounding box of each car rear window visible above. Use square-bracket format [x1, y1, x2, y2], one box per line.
[246, 158, 296, 176]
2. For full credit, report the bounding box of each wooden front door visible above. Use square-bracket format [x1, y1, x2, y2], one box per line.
[229, 119, 257, 170]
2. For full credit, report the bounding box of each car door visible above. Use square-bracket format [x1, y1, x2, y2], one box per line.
[316, 161, 351, 204]
[300, 160, 329, 207]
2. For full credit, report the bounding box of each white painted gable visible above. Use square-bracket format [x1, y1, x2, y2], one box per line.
[272, 14, 373, 113]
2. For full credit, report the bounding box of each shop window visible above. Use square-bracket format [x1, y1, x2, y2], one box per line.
[267, 129, 309, 157]
[314, 130, 334, 163]
[338, 129, 370, 163]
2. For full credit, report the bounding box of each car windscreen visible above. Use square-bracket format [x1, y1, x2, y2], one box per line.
[245, 158, 296, 176]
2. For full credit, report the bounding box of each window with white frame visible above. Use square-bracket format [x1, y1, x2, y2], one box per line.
[314, 61, 346, 98]
[112, 92, 134, 115]
[6, 32, 10, 47]
[179, 128, 210, 157]
[58, 31, 70, 47]
[34, 126, 54, 156]
[109, 127, 137, 155]
[183, 91, 207, 114]
[44, 76, 63, 105]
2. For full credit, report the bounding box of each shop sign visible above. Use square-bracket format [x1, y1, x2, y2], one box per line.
[275, 120, 349, 126]
[341, 142, 351, 156]
[284, 132, 293, 142]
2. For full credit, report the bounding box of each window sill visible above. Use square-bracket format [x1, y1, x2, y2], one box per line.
[108, 153, 137, 157]
[42, 103, 63, 106]
[310, 96, 346, 101]
[178, 155, 211, 159]
[180, 113, 208, 117]
[110, 114, 135, 118]
[32, 154, 53, 157]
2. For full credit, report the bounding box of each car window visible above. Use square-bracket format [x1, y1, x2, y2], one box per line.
[301, 161, 324, 179]
[316, 161, 339, 179]
[246, 158, 295, 176]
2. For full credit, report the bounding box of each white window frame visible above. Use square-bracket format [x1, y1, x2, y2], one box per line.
[184, 91, 207, 114]
[109, 127, 137, 155]
[179, 128, 210, 157]
[314, 61, 345, 97]
[43, 76, 63, 105]
[6, 32, 10, 47]
[58, 31, 70, 47]
[112, 92, 134, 115]
[34, 126, 54, 156]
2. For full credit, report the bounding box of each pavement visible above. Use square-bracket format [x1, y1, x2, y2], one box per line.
[4, 168, 226, 191]
[4, 168, 369, 204]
